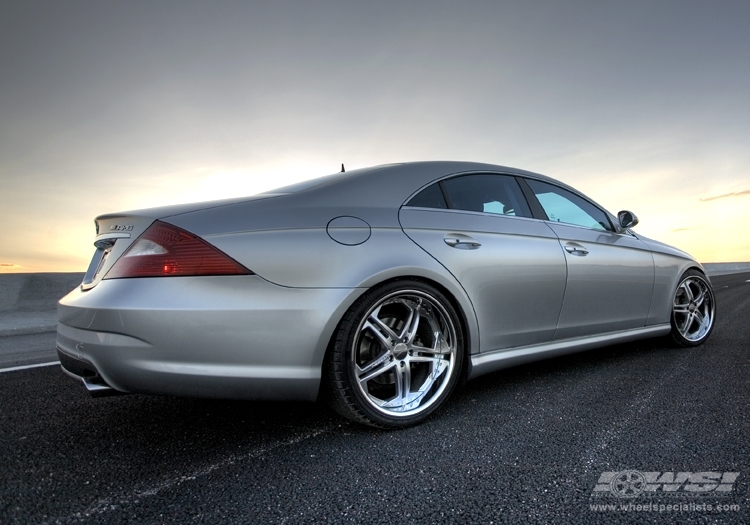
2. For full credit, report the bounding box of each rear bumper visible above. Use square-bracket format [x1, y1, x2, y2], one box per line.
[57, 275, 362, 401]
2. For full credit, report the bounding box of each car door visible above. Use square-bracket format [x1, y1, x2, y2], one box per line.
[399, 173, 568, 352]
[522, 178, 655, 339]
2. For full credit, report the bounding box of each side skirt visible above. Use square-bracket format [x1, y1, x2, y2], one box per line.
[468, 324, 671, 380]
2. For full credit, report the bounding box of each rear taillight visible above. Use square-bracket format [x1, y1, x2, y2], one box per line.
[104, 220, 252, 279]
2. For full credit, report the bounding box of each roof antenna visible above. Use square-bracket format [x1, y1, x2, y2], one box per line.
[341, 163, 345, 173]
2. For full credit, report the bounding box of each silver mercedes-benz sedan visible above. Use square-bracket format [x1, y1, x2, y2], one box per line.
[58, 161, 716, 428]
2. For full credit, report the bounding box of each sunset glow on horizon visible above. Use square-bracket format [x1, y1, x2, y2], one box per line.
[2, 1, 749, 273]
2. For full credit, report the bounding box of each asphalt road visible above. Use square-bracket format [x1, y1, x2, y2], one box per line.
[1, 273, 748, 524]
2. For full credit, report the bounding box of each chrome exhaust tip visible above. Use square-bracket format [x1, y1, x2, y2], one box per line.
[81, 376, 124, 397]
[58, 347, 127, 398]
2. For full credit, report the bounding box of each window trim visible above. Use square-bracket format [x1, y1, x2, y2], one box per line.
[403, 171, 621, 234]
[515, 177, 549, 221]
[438, 181, 454, 209]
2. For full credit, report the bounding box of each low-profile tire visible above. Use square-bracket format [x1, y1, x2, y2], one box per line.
[325, 280, 465, 429]
[670, 269, 716, 347]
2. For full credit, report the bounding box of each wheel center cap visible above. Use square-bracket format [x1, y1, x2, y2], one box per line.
[689, 303, 697, 312]
[393, 343, 408, 360]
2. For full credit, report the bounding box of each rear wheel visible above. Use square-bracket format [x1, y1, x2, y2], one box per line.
[326, 280, 464, 428]
[670, 269, 716, 347]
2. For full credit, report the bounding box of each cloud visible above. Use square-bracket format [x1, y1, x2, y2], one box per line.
[671, 228, 693, 232]
[700, 189, 750, 202]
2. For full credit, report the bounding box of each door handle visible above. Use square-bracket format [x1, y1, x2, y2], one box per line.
[444, 234, 481, 249]
[564, 243, 589, 256]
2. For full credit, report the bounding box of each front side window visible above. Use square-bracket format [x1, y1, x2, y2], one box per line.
[526, 179, 613, 231]
[406, 174, 532, 218]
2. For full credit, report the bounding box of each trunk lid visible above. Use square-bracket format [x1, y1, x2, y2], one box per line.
[80, 195, 278, 290]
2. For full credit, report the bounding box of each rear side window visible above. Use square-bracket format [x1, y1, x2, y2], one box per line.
[406, 174, 532, 218]
[406, 183, 447, 208]
[526, 179, 613, 231]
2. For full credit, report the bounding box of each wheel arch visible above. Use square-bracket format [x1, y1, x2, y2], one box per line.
[357, 274, 474, 380]
[314, 270, 479, 401]
[647, 254, 709, 326]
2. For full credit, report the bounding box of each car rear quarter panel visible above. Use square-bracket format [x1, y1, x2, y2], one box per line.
[200, 225, 481, 356]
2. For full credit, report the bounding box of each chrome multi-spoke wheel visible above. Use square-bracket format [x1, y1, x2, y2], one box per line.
[326, 280, 464, 428]
[670, 270, 715, 347]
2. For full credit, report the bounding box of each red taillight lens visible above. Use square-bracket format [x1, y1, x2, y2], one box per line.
[104, 221, 252, 279]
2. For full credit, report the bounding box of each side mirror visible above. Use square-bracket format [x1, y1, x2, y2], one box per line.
[617, 210, 639, 229]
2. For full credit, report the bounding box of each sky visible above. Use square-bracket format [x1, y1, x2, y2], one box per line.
[1, 0, 749, 273]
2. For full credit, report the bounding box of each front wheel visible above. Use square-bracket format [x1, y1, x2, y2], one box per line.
[670, 269, 716, 347]
[325, 280, 465, 428]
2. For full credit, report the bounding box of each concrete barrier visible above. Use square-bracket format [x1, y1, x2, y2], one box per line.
[0, 273, 84, 312]
[0, 273, 84, 336]
[703, 262, 750, 276]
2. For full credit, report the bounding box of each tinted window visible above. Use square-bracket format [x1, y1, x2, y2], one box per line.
[406, 183, 447, 208]
[526, 179, 613, 231]
[442, 174, 532, 218]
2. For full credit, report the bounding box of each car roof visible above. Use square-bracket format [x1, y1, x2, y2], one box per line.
[264, 161, 559, 209]
[100, 161, 569, 223]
